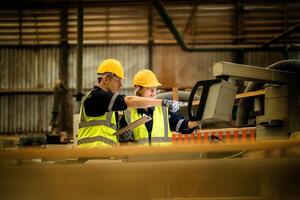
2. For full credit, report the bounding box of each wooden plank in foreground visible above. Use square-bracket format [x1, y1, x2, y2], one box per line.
[0, 140, 300, 160]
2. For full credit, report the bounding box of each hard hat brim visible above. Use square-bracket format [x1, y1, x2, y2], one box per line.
[97, 73, 126, 80]
[138, 82, 162, 88]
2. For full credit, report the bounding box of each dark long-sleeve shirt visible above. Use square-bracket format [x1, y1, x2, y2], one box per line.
[83, 86, 128, 129]
[84, 86, 127, 116]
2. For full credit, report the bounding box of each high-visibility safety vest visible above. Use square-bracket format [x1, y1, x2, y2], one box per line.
[125, 106, 172, 146]
[77, 90, 118, 148]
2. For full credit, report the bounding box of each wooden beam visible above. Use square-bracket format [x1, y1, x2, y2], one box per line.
[0, 140, 300, 160]
[172, 87, 179, 101]
[235, 90, 265, 99]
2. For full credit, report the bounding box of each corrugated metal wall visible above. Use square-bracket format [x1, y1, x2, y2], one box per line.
[0, 47, 59, 89]
[1, 45, 299, 134]
[68, 45, 149, 95]
[244, 51, 285, 67]
[0, 1, 300, 135]
[0, 45, 149, 133]
[153, 45, 233, 88]
[0, 47, 59, 133]
[1, 2, 300, 45]
[0, 95, 53, 133]
[289, 51, 300, 60]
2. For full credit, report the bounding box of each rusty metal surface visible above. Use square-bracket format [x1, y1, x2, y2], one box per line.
[153, 45, 232, 88]
[1, 2, 300, 45]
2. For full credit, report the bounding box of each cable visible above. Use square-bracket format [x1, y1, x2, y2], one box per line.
[222, 150, 248, 160]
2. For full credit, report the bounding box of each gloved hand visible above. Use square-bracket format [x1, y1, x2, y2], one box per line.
[161, 99, 180, 113]
[118, 130, 135, 143]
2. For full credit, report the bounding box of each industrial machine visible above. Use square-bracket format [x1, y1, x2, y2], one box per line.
[192, 60, 300, 140]
[188, 78, 237, 124]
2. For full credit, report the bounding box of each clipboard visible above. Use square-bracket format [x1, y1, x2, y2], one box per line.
[113, 115, 152, 136]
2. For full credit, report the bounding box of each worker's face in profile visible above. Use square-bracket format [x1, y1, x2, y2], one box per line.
[107, 75, 122, 93]
[141, 87, 157, 98]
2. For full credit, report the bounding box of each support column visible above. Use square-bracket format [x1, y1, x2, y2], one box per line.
[59, 4, 73, 140]
[148, 3, 153, 70]
[76, 0, 84, 110]
[234, 0, 245, 93]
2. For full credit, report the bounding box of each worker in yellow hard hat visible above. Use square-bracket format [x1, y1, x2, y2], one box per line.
[77, 59, 175, 148]
[119, 69, 200, 146]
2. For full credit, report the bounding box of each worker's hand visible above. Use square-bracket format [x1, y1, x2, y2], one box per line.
[161, 99, 180, 113]
[188, 121, 201, 129]
[118, 130, 135, 143]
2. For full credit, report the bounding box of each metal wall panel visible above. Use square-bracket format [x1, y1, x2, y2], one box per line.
[0, 47, 59, 133]
[289, 51, 300, 60]
[1, 2, 300, 45]
[1, 45, 149, 134]
[244, 51, 285, 67]
[153, 45, 233, 88]
[68, 44, 149, 95]
[0, 95, 52, 133]
[1, 45, 299, 134]
[0, 47, 59, 89]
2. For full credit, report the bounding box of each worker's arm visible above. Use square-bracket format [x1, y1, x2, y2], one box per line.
[83, 89, 172, 115]
[124, 96, 163, 108]
[169, 112, 199, 134]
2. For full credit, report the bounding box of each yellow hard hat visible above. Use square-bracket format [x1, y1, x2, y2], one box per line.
[133, 69, 162, 87]
[97, 59, 124, 79]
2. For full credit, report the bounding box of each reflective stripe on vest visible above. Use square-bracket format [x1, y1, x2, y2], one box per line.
[106, 93, 118, 129]
[136, 138, 148, 144]
[162, 106, 169, 141]
[124, 110, 131, 124]
[79, 120, 117, 130]
[77, 135, 116, 145]
[80, 91, 93, 122]
[108, 93, 118, 111]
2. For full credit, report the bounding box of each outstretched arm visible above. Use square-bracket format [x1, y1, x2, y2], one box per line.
[169, 111, 200, 134]
[124, 96, 162, 108]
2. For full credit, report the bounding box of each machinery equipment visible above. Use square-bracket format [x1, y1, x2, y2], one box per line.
[188, 78, 237, 123]
[203, 60, 300, 140]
